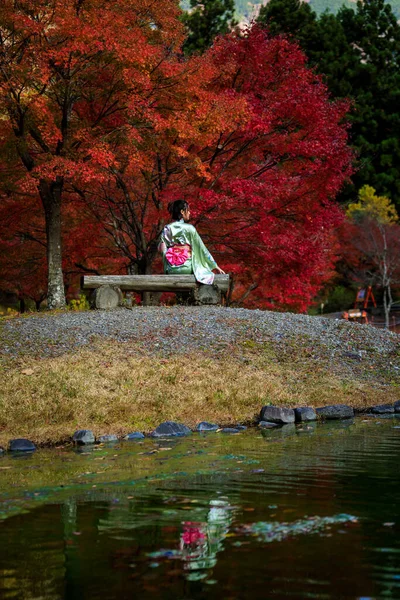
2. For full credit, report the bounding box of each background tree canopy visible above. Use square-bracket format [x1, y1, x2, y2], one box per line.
[181, 0, 237, 54]
[230, 0, 400, 20]
[257, 0, 400, 212]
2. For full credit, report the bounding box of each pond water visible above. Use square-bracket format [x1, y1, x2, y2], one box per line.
[1, 417, 400, 599]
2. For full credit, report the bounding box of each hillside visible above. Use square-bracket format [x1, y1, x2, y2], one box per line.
[0, 306, 399, 445]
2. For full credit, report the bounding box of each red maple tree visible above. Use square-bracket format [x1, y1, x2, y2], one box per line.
[0, 0, 186, 307]
[80, 26, 352, 310]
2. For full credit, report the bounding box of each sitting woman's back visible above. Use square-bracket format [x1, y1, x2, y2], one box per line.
[159, 200, 224, 285]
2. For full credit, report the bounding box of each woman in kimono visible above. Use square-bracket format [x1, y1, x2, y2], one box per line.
[159, 200, 225, 285]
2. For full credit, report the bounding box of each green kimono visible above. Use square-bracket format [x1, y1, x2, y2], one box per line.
[160, 219, 217, 285]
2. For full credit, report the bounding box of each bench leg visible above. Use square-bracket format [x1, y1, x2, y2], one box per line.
[90, 285, 122, 309]
[194, 283, 221, 306]
[141, 291, 162, 306]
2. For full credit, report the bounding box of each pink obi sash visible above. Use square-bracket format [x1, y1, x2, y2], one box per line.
[165, 244, 192, 267]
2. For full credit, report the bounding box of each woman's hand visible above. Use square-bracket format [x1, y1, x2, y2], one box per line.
[215, 266, 226, 274]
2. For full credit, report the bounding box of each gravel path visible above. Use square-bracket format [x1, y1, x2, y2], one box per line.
[1, 307, 399, 384]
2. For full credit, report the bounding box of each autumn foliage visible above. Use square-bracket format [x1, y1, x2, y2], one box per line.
[339, 186, 400, 327]
[0, 1, 353, 311]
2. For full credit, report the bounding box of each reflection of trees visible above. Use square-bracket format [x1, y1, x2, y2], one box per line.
[61, 498, 77, 540]
[61, 498, 78, 598]
[254, 418, 400, 600]
[0, 505, 64, 599]
[263, 419, 400, 487]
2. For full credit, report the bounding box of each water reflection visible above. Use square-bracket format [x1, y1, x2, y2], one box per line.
[178, 497, 234, 580]
[1, 419, 400, 599]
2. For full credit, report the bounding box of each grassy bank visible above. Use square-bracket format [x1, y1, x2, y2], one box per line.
[0, 334, 398, 447]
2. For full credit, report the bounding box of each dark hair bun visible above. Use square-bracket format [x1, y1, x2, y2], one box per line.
[168, 199, 189, 220]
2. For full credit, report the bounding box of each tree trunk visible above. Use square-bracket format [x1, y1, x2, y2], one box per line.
[39, 178, 66, 309]
[127, 262, 139, 275]
[383, 285, 392, 329]
[139, 258, 154, 306]
[381, 228, 391, 330]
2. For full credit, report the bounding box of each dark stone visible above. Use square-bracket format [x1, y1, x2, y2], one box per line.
[220, 428, 241, 434]
[72, 429, 95, 445]
[196, 422, 219, 432]
[393, 400, 400, 413]
[316, 405, 354, 420]
[8, 438, 36, 452]
[370, 404, 394, 414]
[151, 421, 192, 438]
[343, 352, 362, 361]
[259, 406, 295, 424]
[97, 434, 119, 443]
[124, 432, 145, 440]
[258, 421, 279, 429]
[294, 407, 317, 423]
[236, 425, 247, 431]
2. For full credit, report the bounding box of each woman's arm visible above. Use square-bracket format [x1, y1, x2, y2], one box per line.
[158, 225, 172, 255]
[191, 227, 225, 273]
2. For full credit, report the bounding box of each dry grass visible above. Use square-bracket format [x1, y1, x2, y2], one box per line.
[0, 339, 397, 446]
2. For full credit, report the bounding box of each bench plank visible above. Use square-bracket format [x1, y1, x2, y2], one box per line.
[82, 274, 230, 294]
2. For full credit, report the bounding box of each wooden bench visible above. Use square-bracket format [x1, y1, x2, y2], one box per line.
[82, 274, 231, 309]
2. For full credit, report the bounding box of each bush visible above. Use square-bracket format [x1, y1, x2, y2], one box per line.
[324, 285, 355, 313]
[68, 294, 90, 311]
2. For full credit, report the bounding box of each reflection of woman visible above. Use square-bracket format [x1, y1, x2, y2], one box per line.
[179, 497, 233, 580]
[159, 200, 225, 285]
